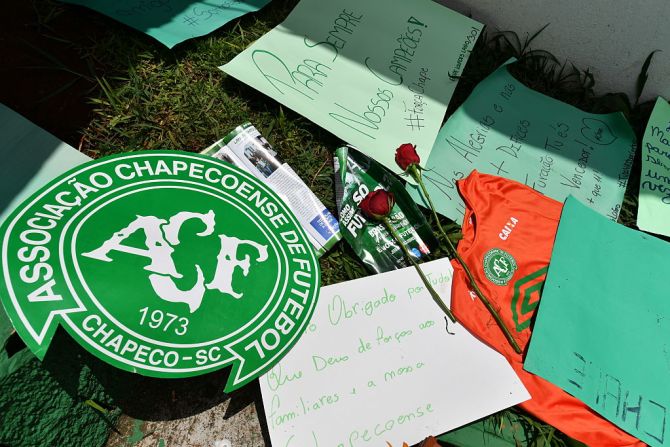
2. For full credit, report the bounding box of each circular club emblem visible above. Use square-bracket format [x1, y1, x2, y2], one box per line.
[483, 248, 517, 286]
[0, 151, 320, 391]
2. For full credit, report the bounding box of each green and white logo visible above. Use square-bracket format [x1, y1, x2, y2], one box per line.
[510, 267, 547, 332]
[0, 151, 320, 391]
[483, 248, 517, 286]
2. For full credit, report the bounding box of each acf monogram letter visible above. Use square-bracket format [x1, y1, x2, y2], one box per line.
[82, 210, 268, 313]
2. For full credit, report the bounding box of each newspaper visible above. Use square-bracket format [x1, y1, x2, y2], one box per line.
[333, 146, 437, 273]
[201, 123, 341, 257]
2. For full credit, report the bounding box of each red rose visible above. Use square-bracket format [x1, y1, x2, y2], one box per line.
[359, 189, 395, 220]
[395, 143, 421, 171]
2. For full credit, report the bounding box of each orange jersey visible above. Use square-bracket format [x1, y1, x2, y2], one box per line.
[450, 171, 643, 447]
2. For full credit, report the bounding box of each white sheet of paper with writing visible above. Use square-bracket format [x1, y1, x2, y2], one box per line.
[259, 258, 529, 446]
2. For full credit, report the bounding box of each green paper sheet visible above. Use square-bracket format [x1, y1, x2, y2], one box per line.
[408, 63, 636, 222]
[61, 0, 270, 48]
[221, 0, 482, 175]
[637, 97, 670, 236]
[0, 104, 89, 376]
[525, 196, 670, 447]
[0, 104, 90, 225]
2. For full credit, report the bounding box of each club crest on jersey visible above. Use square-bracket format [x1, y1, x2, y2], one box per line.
[483, 248, 517, 286]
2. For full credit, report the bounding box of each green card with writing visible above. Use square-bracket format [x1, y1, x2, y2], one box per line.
[61, 0, 270, 48]
[221, 0, 482, 175]
[407, 63, 636, 222]
[637, 97, 670, 236]
[525, 197, 670, 447]
[0, 151, 319, 391]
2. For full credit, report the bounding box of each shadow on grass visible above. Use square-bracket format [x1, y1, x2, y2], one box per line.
[41, 327, 237, 422]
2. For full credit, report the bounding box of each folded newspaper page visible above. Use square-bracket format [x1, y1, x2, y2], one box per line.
[201, 123, 341, 257]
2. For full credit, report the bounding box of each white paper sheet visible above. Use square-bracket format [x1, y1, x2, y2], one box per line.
[260, 258, 529, 446]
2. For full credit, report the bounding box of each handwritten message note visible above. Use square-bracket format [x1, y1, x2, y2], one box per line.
[637, 97, 670, 236]
[260, 258, 529, 446]
[221, 0, 482, 175]
[525, 197, 670, 447]
[0, 104, 89, 225]
[407, 62, 636, 222]
[61, 0, 270, 48]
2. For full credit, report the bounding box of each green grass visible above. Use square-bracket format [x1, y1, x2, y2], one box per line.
[29, 0, 658, 445]
[69, 0, 361, 285]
